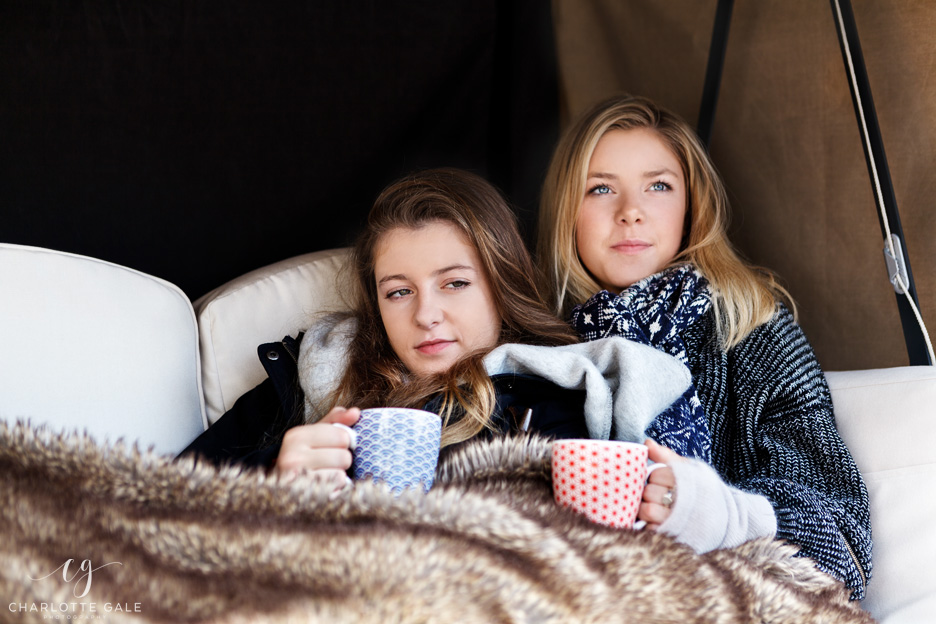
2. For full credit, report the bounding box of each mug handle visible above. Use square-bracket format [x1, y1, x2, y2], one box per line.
[633, 462, 668, 531]
[331, 422, 358, 452]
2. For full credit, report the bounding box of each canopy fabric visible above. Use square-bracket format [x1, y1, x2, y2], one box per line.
[553, 0, 936, 370]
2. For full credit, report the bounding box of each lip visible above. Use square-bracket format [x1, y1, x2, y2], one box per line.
[415, 339, 454, 355]
[611, 239, 651, 254]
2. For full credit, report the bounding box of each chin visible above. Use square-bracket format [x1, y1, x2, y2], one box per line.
[611, 269, 655, 289]
[412, 360, 456, 378]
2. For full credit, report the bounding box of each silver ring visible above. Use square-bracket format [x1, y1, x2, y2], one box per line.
[661, 489, 675, 508]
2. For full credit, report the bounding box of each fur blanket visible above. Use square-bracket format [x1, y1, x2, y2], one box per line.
[1, 422, 874, 623]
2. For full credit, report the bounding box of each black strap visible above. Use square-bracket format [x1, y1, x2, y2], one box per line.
[830, 0, 932, 364]
[696, 0, 734, 148]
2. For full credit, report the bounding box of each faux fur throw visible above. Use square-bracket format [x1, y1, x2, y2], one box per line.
[1, 422, 874, 623]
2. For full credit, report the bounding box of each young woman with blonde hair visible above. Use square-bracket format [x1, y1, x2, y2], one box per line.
[538, 94, 871, 599]
[539, 94, 791, 346]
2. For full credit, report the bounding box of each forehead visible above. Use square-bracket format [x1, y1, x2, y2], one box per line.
[373, 222, 477, 271]
[590, 128, 681, 171]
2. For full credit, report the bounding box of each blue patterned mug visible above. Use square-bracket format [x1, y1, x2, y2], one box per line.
[351, 407, 442, 494]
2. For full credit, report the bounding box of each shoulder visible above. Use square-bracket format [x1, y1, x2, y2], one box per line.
[297, 312, 358, 375]
[730, 304, 830, 399]
[298, 312, 358, 418]
[760, 302, 798, 333]
[734, 303, 810, 357]
[303, 312, 358, 349]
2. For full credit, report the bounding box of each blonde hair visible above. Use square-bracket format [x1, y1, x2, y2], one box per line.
[332, 168, 577, 448]
[537, 94, 795, 349]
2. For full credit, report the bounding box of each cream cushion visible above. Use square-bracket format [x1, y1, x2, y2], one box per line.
[0, 243, 206, 455]
[194, 248, 351, 424]
[826, 366, 936, 623]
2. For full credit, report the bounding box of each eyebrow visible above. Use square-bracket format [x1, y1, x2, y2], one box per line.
[643, 168, 680, 178]
[586, 168, 680, 180]
[377, 264, 477, 286]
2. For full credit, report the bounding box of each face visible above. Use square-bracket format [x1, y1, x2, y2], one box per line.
[374, 221, 501, 377]
[575, 128, 688, 292]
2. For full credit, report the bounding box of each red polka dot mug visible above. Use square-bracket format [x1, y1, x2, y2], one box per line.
[551, 439, 666, 529]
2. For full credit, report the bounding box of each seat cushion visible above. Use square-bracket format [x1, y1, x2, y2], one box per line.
[826, 366, 936, 622]
[0, 244, 206, 454]
[194, 248, 351, 424]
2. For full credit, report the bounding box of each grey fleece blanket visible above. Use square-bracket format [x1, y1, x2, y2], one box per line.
[299, 315, 693, 440]
[1, 421, 873, 623]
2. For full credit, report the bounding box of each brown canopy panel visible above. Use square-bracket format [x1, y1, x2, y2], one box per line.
[554, 0, 936, 370]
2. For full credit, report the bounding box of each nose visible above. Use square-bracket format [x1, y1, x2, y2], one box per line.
[615, 193, 643, 224]
[413, 292, 443, 329]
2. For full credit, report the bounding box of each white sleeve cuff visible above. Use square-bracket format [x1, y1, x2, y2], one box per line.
[657, 458, 777, 553]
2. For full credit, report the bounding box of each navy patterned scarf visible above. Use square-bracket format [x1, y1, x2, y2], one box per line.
[570, 264, 713, 462]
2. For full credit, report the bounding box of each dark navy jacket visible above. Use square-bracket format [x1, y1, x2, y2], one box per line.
[181, 335, 589, 469]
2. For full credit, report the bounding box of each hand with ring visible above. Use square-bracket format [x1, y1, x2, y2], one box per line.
[638, 438, 682, 531]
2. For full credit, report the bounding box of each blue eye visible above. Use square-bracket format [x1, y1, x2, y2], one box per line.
[589, 184, 612, 195]
[649, 181, 672, 192]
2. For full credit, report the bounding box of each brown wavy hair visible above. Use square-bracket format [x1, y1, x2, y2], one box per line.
[538, 94, 795, 348]
[331, 168, 578, 447]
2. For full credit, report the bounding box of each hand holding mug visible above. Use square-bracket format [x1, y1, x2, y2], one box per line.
[639, 438, 680, 530]
[274, 406, 361, 481]
[275, 406, 441, 496]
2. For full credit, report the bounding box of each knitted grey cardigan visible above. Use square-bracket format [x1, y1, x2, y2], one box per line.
[680, 305, 871, 599]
